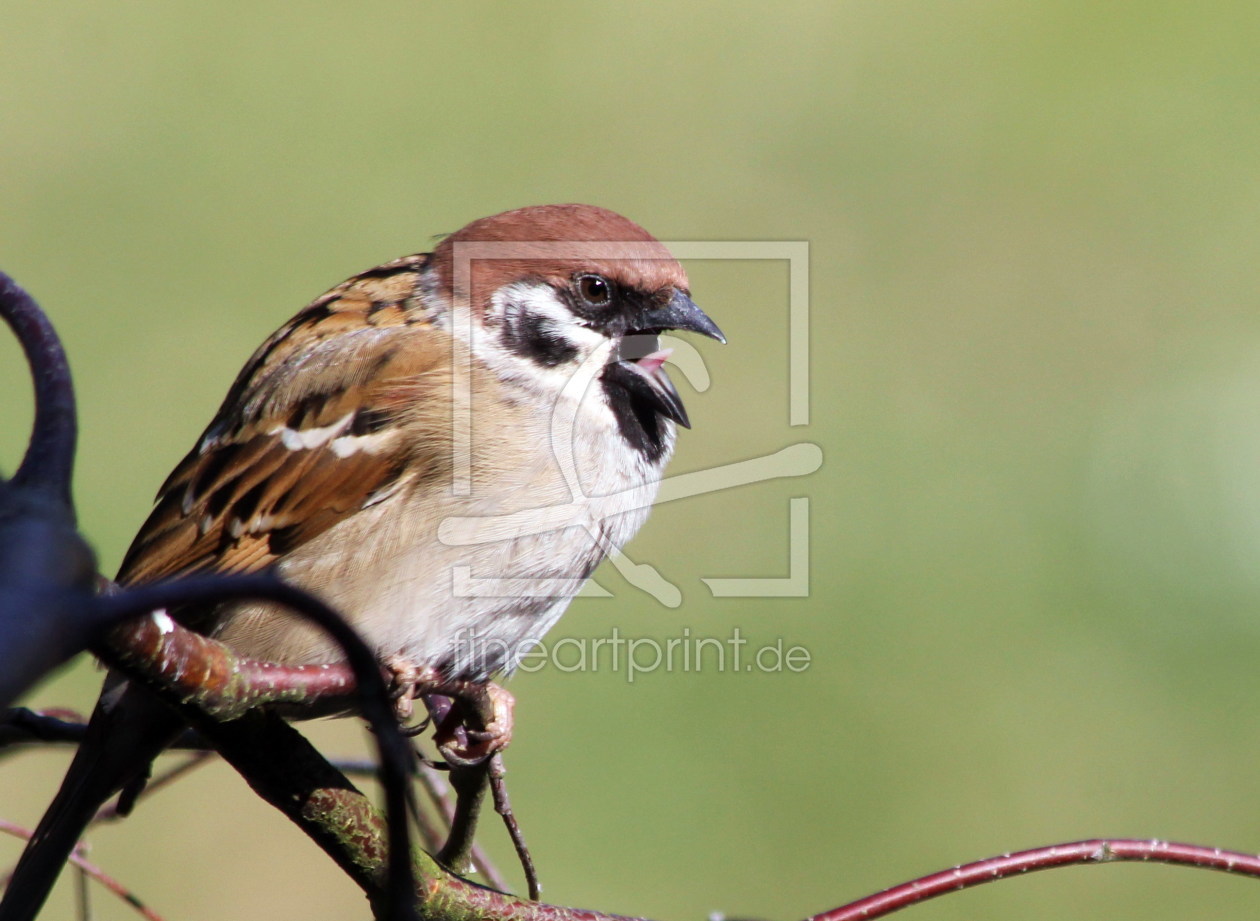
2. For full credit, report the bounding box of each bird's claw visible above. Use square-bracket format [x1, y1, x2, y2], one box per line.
[383, 656, 440, 730]
[435, 683, 514, 767]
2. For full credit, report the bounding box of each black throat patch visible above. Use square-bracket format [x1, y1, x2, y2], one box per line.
[601, 362, 672, 463]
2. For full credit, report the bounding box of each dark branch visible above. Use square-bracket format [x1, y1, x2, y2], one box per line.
[92, 573, 420, 921]
[0, 273, 99, 708]
[166, 702, 646, 921]
[0, 709, 511, 896]
[0, 271, 76, 507]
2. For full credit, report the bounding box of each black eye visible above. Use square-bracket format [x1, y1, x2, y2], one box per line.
[576, 274, 612, 307]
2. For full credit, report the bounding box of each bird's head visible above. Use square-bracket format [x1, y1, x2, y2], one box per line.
[432, 204, 725, 461]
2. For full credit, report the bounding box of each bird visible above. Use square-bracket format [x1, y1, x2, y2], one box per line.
[0, 203, 723, 919]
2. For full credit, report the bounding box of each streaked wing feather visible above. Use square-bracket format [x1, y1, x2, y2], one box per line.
[117, 255, 444, 593]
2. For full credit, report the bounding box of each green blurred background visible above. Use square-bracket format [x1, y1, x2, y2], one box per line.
[6, 2, 1260, 918]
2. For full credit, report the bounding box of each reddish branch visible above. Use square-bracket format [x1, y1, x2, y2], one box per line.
[0, 821, 165, 921]
[102, 605, 357, 719]
[85, 573, 422, 921]
[810, 838, 1260, 921]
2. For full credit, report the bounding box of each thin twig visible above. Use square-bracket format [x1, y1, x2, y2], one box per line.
[407, 763, 451, 857]
[415, 761, 510, 894]
[73, 859, 89, 921]
[487, 754, 539, 900]
[435, 763, 488, 874]
[807, 838, 1260, 921]
[0, 746, 212, 893]
[0, 821, 165, 921]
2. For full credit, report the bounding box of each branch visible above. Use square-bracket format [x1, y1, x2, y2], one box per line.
[177, 704, 646, 921]
[412, 761, 512, 893]
[0, 709, 511, 896]
[0, 821, 165, 921]
[0, 273, 99, 709]
[807, 838, 1260, 921]
[95, 582, 358, 720]
[91, 573, 421, 921]
[0, 272, 76, 506]
[91, 573, 546, 911]
[0, 709, 206, 753]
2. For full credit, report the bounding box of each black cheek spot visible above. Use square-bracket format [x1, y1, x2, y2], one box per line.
[502, 311, 578, 367]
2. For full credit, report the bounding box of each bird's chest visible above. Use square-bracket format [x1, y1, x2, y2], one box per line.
[249, 395, 667, 673]
[430, 400, 663, 584]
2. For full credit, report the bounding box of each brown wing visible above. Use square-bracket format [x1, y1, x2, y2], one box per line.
[117, 253, 446, 590]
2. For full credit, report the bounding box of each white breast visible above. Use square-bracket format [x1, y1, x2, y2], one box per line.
[215, 365, 673, 680]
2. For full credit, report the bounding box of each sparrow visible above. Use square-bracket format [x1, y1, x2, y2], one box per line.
[1, 203, 723, 919]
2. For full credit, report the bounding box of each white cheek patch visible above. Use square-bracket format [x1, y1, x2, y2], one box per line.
[151, 608, 176, 634]
[496, 282, 605, 346]
[475, 282, 610, 390]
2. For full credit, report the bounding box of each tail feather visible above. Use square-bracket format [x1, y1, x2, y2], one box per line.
[0, 681, 184, 921]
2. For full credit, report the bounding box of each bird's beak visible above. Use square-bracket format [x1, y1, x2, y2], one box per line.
[611, 345, 691, 427]
[607, 290, 725, 430]
[637, 289, 726, 343]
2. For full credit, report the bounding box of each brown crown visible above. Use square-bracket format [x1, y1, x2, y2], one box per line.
[432, 204, 689, 311]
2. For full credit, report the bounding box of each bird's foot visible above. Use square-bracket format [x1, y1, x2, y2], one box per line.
[383, 656, 441, 734]
[433, 682, 515, 767]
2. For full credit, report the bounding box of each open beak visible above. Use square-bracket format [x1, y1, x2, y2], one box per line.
[637, 289, 726, 344]
[607, 290, 724, 429]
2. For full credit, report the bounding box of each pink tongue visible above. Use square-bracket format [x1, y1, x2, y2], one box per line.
[636, 348, 673, 375]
